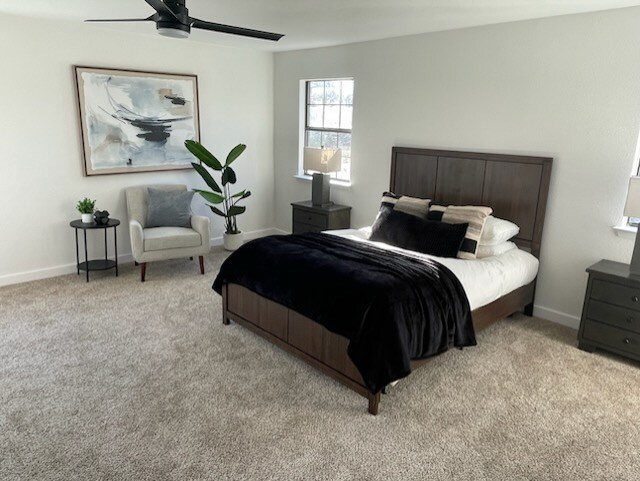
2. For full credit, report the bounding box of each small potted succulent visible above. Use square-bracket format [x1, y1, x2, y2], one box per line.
[77, 197, 96, 223]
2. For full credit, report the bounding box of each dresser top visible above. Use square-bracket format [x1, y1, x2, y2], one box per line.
[291, 200, 351, 213]
[587, 259, 639, 281]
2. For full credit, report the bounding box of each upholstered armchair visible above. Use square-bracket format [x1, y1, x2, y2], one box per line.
[124, 184, 210, 282]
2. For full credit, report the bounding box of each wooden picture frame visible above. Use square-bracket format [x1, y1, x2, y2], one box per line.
[74, 66, 200, 176]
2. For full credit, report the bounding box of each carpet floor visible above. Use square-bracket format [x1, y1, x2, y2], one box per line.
[1, 251, 640, 480]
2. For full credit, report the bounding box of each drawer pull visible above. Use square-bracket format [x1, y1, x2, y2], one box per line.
[624, 338, 631, 344]
[633, 296, 639, 303]
[627, 317, 634, 324]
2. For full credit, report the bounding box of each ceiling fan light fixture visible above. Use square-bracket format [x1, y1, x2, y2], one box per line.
[157, 26, 190, 38]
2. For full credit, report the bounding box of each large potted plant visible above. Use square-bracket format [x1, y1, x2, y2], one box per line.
[185, 140, 251, 251]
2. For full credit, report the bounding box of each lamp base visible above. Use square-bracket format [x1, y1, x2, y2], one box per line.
[311, 173, 331, 206]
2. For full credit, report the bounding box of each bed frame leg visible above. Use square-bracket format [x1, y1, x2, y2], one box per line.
[524, 302, 534, 317]
[368, 392, 381, 415]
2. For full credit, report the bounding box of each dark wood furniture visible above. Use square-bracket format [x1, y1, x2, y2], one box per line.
[222, 147, 553, 414]
[291, 201, 351, 234]
[70, 218, 120, 282]
[578, 260, 640, 362]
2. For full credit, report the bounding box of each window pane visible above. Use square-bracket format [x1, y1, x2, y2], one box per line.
[324, 105, 340, 129]
[321, 131, 338, 149]
[325, 81, 341, 104]
[308, 82, 324, 105]
[340, 106, 353, 130]
[307, 105, 323, 128]
[338, 133, 351, 151]
[306, 130, 322, 148]
[341, 80, 354, 105]
[337, 155, 351, 182]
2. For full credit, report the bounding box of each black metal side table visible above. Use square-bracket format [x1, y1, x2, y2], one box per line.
[70, 218, 120, 282]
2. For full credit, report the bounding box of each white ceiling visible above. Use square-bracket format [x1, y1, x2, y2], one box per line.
[1, 0, 640, 51]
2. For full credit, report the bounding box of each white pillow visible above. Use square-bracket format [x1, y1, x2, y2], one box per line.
[477, 241, 517, 259]
[479, 216, 519, 246]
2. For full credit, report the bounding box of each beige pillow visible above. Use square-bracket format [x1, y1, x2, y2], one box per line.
[428, 205, 493, 259]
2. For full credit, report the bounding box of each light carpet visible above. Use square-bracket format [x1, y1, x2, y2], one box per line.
[1, 251, 640, 480]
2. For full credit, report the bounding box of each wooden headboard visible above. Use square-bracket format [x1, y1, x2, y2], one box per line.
[390, 147, 553, 258]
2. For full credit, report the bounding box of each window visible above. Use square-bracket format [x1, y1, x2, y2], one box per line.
[303, 78, 354, 183]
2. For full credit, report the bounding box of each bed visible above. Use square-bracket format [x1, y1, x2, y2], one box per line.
[217, 147, 553, 414]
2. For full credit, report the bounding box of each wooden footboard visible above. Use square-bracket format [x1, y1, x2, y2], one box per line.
[221, 281, 535, 415]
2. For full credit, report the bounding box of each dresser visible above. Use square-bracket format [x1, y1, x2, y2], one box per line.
[291, 201, 351, 234]
[578, 260, 640, 362]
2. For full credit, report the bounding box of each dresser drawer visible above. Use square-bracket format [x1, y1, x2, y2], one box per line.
[293, 209, 328, 228]
[582, 320, 640, 356]
[590, 279, 640, 311]
[586, 299, 640, 334]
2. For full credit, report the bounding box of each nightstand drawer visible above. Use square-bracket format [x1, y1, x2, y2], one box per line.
[293, 223, 324, 234]
[582, 320, 640, 355]
[586, 300, 640, 334]
[293, 209, 328, 228]
[591, 279, 640, 311]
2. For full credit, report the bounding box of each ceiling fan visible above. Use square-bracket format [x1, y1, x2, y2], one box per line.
[86, 0, 284, 41]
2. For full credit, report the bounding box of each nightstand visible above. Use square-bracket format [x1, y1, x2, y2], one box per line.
[578, 259, 640, 362]
[291, 201, 351, 234]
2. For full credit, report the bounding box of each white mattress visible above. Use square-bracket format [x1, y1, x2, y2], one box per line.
[325, 227, 539, 311]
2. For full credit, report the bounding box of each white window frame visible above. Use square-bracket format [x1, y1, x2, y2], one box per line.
[297, 78, 354, 186]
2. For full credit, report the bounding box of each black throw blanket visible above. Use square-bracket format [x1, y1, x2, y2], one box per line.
[213, 233, 476, 392]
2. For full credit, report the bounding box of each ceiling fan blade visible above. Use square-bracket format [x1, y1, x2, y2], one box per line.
[191, 18, 284, 41]
[85, 16, 154, 23]
[144, 0, 179, 20]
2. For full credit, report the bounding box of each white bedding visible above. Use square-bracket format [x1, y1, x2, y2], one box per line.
[325, 227, 539, 311]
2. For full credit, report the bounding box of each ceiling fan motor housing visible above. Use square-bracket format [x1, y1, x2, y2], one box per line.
[157, 0, 191, 35]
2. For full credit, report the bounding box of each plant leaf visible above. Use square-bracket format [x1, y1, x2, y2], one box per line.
[227, 205, 246, 217]
[225, 144, 246, 167]
[191, 163, 221, 193]
[185, 140, 222, 170]
[230, 189, 247, 199]
[193, 189, 225, 204]
[222, 167, 237, 186]
[209, 206, 226, 217]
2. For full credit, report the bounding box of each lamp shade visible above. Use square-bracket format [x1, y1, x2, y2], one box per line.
[624, 176, 640, 217]
[303, 148, 342, 174]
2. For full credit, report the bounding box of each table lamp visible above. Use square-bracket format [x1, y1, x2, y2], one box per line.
[303, 148, 342, 206]
[624, 176, 640, 275]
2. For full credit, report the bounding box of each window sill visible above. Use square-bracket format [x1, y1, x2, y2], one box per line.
[294, 174, 352, 189]
[614, 224, 637, 239]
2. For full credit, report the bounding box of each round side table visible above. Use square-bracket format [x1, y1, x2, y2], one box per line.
[70, 218, 120, 282]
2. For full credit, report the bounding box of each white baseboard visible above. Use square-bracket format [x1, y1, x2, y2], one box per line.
[0, 228, 281, 288]
[533, 305, 581, 330]
[209, 228, 286, 246]
[0, 253, 134, 287]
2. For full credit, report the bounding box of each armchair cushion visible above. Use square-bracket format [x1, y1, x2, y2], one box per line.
[143, 227, 202, 252]
[146, 188, 194, 228]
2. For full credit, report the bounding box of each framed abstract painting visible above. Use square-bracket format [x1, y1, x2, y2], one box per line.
[74, 66, 200, 176]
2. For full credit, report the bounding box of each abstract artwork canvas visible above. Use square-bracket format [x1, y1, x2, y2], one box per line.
[75, 66, 200, 176]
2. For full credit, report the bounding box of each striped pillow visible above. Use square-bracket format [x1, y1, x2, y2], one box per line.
[428, 205, 493, 259]
[379, 192, 431, 219]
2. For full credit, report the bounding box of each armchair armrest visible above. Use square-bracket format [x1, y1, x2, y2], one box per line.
[129, 220, 144, 260]
[191, 215, 211, 248]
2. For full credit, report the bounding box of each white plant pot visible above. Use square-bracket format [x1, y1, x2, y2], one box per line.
[81, 213, 93, 223]
[223, 232, 244, 251]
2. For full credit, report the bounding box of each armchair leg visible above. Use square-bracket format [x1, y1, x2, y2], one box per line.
[140, 262, 147, 282]
[199, 256, 204, 275]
